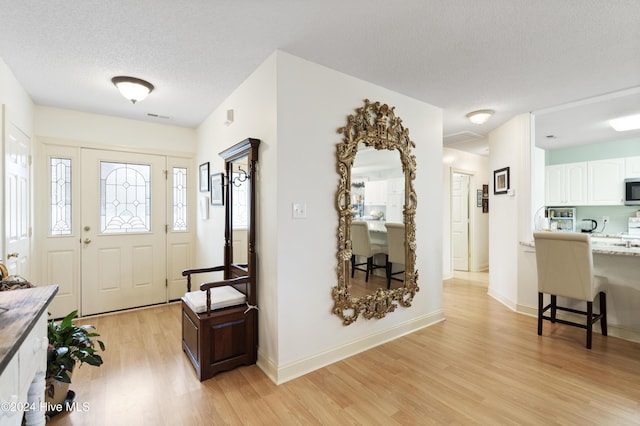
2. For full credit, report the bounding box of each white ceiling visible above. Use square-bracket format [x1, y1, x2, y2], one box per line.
[534, 88, 640, 150]
[0, 1, 638, 156]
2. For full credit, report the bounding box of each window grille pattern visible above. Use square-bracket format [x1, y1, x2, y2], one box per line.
[50, 157, 72, 235]
[100, 162, 151, 233]
[232, 172, 248, 229]
[172, 167, 187, 231]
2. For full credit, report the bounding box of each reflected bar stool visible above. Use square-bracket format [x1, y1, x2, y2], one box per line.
[384, 222, 405, 289]
[351, 221, 387, 282]
[533, 231, 607, 349]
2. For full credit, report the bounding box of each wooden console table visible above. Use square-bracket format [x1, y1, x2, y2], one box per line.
[0, 286, 58, 426]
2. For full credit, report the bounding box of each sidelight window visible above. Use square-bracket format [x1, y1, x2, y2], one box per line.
[50, 157, 72, 235]
[172, 167, 188, 231]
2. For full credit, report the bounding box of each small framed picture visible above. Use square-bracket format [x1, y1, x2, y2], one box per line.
[199, 196, 209, 220]
[477, 190, 483, 207]
[482, 198, 489, 213]
[199, 162, 210, 192]
[482, 184, 489, 198]
[493, 167, 510, 195]
[210, 173, 224, 206]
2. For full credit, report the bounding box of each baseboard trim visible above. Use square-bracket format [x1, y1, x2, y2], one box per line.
[258, 311, 445, 385]
[516, 307, 640, 344]
[487, 287, 517, 311]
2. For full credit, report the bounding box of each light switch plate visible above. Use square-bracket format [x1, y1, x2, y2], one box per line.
[292, 203, 307, 219]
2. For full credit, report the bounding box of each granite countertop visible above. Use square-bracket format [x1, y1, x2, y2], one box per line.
[0, 286, 58, 374]
[521, 234, 640, 257]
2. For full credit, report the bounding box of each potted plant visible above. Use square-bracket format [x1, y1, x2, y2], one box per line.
[46, 310, 105, 407]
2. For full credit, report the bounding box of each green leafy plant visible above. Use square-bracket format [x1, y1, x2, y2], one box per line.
[46, 310, 105, 391]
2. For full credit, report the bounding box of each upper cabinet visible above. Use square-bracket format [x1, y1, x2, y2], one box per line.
[545, 157, 631, 206]
[587, 158, 625, 205]
[386, 177, 405, 223]
[545, 162, 587, 206]
[625, 156, 640, 178]
[364, 180, 388, 206]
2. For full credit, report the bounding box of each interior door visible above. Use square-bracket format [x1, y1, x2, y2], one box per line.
[4, 116, 31, 277]
[452, 173, 470, 271]
[80, 149, 167, 315]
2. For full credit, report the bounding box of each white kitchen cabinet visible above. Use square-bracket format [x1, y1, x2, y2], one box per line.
[625, 156, 640, 178]
[545, 162, 587, 206]
[364, 180, 388, 206]
[386, 177, 404, 223]
[587, 158, 625, 205]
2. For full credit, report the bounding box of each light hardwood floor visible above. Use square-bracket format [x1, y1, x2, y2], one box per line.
[49, 272, 640, 425]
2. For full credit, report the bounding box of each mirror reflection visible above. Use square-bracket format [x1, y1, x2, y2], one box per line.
[230, 155, 249, 269]
[349, 144, 405, 298]
[332, 99, 419, 325]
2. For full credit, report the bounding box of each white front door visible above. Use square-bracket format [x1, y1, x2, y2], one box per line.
[39, 144, 194, 318]
[452, 173, 470, 271]
[4, 116, 31, 278]
[80, 149, 167, 315]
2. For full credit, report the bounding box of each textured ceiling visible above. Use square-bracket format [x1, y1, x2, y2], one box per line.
[0, 0, 638, 155]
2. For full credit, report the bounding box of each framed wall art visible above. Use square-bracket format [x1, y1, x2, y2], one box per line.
[210, 172, 224, 206]
[493, 167, 510, 195]
[199, 162, 210, 192]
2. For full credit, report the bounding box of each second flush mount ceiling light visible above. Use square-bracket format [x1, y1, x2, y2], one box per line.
[466, 109, 495, 125]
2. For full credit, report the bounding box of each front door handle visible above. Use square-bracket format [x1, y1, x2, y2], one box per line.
[6, 252, 19, 258]
[83, 238, 92, 245]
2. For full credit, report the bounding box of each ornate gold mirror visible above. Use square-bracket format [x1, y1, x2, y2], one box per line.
[332, 99, 418, 325]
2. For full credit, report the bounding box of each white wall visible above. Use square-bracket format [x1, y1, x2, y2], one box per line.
[442, 147, 490, 278]
[488, 114, 531, 310]
[198, 51, 444, 384]
[34, 106, 197, 156]
[0, 57, 34, 134]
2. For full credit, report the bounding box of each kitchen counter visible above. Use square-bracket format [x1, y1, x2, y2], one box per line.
[520, 234, 640, 256]
[520, 233, 640, 342]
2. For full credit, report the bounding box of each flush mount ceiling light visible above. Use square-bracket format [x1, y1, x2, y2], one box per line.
[111, 76, 154, 104]
[466, 109, 494, 125]
[609, 113, 640, 132]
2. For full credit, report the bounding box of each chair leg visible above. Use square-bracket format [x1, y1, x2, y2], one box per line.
[550, 295, 557, 323]
[386, 261, 392, 289]
[365, 256, 372, 282]
[351, 255, 356, 278]
[586, 301, 593, 349]
[600, 292, 608, 336]
[537, 292, 543, 336]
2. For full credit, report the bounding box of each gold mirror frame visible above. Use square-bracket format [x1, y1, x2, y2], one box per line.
[332, 99, 419, 325]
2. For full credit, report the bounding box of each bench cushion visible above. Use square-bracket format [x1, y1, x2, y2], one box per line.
[182, 285, 246, 314]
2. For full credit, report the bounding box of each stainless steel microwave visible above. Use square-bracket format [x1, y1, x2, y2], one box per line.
[625, 178, 640, 205]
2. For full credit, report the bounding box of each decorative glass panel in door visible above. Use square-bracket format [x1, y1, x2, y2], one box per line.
[100, 162, 151, 233]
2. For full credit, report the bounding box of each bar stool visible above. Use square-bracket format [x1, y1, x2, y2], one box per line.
[351, 221, 387, 282]
[533, 231, 607, 349]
